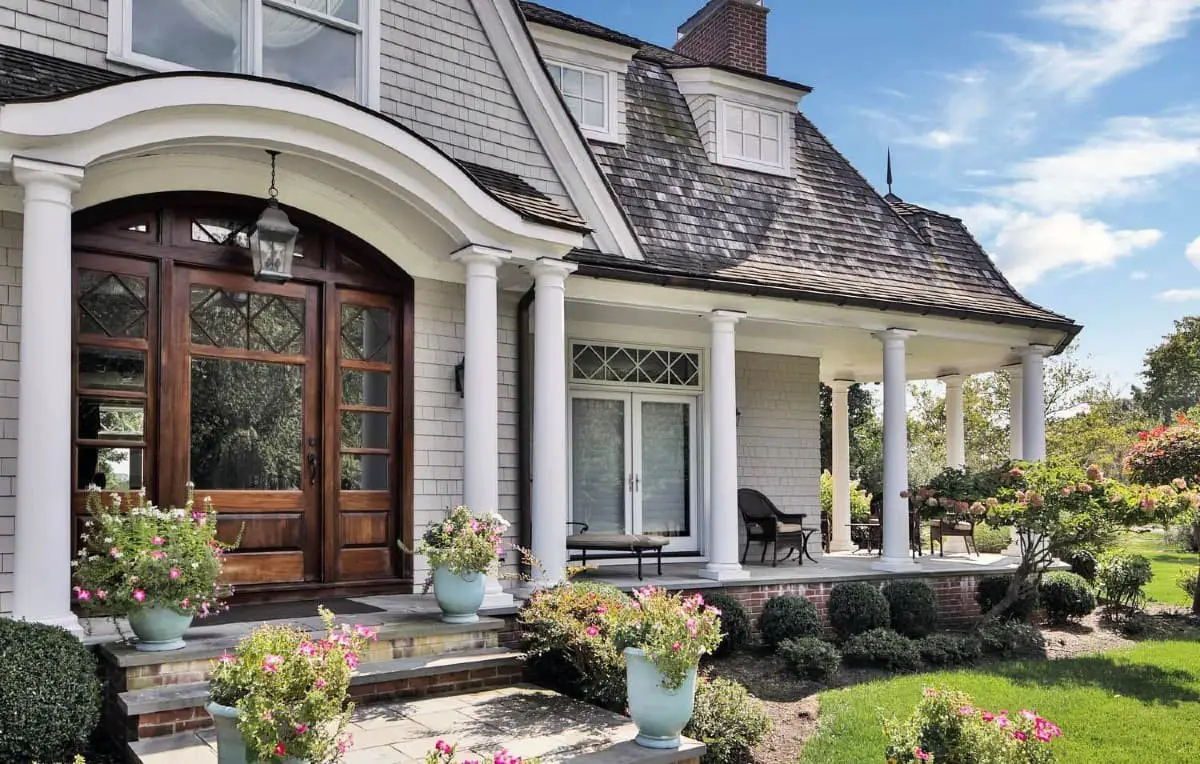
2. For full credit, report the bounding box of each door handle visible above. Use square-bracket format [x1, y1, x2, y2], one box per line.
[307, 451, 319, 485]
[628, 474, 640, 492]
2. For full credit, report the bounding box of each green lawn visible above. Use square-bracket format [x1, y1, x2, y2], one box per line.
[798, 640, 1200, 764]
[1117, 530, 1196, 607]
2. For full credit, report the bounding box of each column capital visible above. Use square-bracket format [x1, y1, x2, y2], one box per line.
[873, 327, 916, 345]
[451, 244, 510, 272]
[11, 156, 84, 191]
[938, 373, 965, 388]
[529, 257, 577, 283]
[1015, 344, 1054, 359]
[828, 379, 855, 393]
[1003, 363, 1024, 378]
[709, 309, 746, 327]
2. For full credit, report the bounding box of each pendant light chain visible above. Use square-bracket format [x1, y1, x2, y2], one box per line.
[267, 149, 280, 202]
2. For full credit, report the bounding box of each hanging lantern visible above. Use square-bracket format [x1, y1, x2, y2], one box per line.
[249, 150, 298, 283]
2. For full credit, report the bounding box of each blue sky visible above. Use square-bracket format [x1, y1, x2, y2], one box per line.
[537, 0, 1200, 391]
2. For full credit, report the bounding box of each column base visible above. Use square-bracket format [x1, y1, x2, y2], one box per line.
[872, 556, 918, 573]
[828, 538, 853, 553]
[14, 612, 86, 637]
[699, 563, 751, 582]
[482, 575, 515, 609]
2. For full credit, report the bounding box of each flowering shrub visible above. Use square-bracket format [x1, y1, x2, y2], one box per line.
[406, 505, 509, 578]
[209, 608, 375, 763]
[602, 586, 722, 690]
[72, 486, 234, 618]
[885, 687, 1063, 764]
[425, 740, 537, 764]
[1125, 415, 1200, 485]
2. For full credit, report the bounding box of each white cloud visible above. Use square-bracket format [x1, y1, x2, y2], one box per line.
[1186, 235, 1200, 268]
[1130, 270, 1148, 280]
[986, 211, 1161, 286]
[917, 129, 969, 149]
[1008, 0, 1200, 100]
[1157, 288, 1200, 301]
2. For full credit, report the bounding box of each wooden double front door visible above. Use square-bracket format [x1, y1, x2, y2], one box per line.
[71, 196, 413, 596]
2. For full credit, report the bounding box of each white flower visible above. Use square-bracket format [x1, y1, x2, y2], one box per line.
[104, 537, 113, 544]
[70, 560, 79, 567]
[191, 562, 200, 569]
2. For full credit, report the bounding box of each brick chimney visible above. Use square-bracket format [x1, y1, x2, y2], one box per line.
[674, 0, 769, 75]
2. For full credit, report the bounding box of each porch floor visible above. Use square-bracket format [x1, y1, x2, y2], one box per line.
[131, 685, 704, 764]
[579, 549, 1018, 592]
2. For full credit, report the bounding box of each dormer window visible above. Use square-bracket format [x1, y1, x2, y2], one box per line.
[723, 102, 782, 168]
[547, 62, 609, 132]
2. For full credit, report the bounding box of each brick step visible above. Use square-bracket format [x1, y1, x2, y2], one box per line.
[103, 615, 506, 690]
[127, 647, 525, 739]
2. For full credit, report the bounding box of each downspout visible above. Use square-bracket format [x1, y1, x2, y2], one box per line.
[517, 288, 535, 577]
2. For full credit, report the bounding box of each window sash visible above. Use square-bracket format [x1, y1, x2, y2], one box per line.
[724, 103, 783, 166]
[548, 62, 608, 131]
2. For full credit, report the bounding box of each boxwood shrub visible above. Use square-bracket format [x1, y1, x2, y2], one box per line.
[828, 581, 890, 640]
[977, 620, 1046, 658]
[701, 591, 750, 657]
[840, 627, 921, 672]
[758, 595, 823, 648]
[917, 632, 982, 667]
[684, 675, 772, 764]
[1038, 571, 1096, 624]
[975, 574, 1039, 622]
[882, 580, 938, 638]
[778, 636, 840, 681]
[0, 619, 100, 763]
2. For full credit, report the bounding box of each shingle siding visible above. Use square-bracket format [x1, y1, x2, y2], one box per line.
[1, 0, 108, 68]
[0, 209, 20, 615]
[735, 351, 821, 555]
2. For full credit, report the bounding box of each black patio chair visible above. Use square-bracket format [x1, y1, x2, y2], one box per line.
[738, 488, 820, 566]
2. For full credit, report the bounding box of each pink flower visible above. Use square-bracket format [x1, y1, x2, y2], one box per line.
[997, 717, 1011, 729]
[263, 710, 274, 721]
[596, 604, 607, 614]
[181, 598, 190, 608]
[97, 589, 107, 600]
[169, 568, 181, 579]
[958, 706, 973, 716]
[299, 641, 317, 657]
[982, 712, 995, 722]
[77, 589, 91, 602]
[262, 654, 284, 673]
[923, 687, 937, 698]
[914, 748, 931, 762]
[1020, 710, 1036, 720]
[151, 551, 167, 560]
[151, 536, 165, 545]
[672, 642, 681, 652]
[1014, 730, 1028, 742]
[295, 723, 309, 735]
[337, 733, 353, 754]
[315, 678, 327, 689]
[219, 653, 235, 664]
[585, 625, 600, 637]
[109, 547, 121, 559]
[435, 740, 453, 755]
[346, 652, 360, 670]
[274, 743, 286, 756]
[132, 589, 146, 602]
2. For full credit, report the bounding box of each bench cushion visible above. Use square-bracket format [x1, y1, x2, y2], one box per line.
[567, 532, 670, 550]
[776, 523, 806, 533]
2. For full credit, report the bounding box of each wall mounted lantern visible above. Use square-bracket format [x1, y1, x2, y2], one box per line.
[249, 150, 299, 283]
[455, 359, 466, 398]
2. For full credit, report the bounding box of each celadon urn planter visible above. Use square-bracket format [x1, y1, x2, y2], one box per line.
[623, 647, 698, 749]
[206, 702, 304, 764]
[432, 565, 486, 624]
[127, 604, 193, 652]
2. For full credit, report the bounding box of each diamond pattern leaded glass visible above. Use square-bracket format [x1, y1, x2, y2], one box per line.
[77, 270, 149, 338]
[571, 344, 700, 388]
[189, 287, 305, 354]
[340, 305, 392, 362]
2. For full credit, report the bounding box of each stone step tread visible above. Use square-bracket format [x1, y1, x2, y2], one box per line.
[120, 647, 524, 716]
[102, 615, 507, 668]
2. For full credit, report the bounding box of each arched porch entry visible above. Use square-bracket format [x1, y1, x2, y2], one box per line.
[71, 192, 414, 598]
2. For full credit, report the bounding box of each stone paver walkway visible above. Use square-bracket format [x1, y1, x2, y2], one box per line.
[131, 685, 704, 764]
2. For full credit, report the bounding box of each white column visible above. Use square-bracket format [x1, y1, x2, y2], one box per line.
[1020, 346, 1051, 462]
[941, 374, 965, 469]
[829, 380, 853, 552]
[11, 158, 84, 633]
[1007, 365, 1024, 461]
[702, 311, 749, 581]
[530, 258, 575, 586]
[451, 246, 512, 607]
[875, 329, 916, 571]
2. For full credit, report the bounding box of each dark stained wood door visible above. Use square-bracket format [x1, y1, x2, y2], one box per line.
[177, 269, 322, 586]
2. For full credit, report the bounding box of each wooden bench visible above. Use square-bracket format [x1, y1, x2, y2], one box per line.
[566, 523, 670, 581]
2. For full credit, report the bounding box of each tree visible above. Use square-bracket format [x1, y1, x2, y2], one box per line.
[1135, 316, 1200, 422]
[1046, 390, 1152, 479]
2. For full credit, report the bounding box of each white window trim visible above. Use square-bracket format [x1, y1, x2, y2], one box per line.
[715, 97, 793, 177]
[543, 57, 620, 145]
[107, 0, 381, 110]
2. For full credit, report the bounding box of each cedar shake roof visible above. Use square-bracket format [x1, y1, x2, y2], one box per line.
[518, 1, 1075, 331]
[0, 46, 588, 234]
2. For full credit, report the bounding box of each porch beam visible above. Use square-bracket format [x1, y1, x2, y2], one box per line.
[874, 328, 916, 571]
[829, 380, 853, 552]
[10, 157, 84, 632]
[452, 245, 513, 607]
[701, 310, 750, 581]
[529, 258, 576, 585]
[941, 373, 966, 469]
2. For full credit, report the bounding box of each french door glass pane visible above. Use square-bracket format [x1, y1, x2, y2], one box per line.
[571, 398, 626, 533]
[639, 401, 690, 537]
[189, 357, 303, 490]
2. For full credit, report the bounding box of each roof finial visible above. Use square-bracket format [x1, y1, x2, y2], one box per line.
[886, 147, 894, 196]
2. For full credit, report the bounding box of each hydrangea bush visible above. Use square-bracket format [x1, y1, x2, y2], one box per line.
[405, 506, 509, 586]
[885, 687, 1063, 764]
[601, 586, 722, 690]
[209, 608, 375, 763]
[72, 486, 235, 618]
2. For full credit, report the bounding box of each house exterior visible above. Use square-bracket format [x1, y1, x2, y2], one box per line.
[0, 0, 1078, 631]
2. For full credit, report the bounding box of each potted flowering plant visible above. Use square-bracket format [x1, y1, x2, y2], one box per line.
[72, 485, 235, 651]
[207, 608, 374, 764]
[600, 587, 721, 749]
[425, 740, 537, 764]
[404, 506, 509, 623]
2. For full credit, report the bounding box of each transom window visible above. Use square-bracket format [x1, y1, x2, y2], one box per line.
[571, 343, 702, 389]
[547, 62, 609, 132]
[722, 102, 783, 168]
[110, 0, 380, 105]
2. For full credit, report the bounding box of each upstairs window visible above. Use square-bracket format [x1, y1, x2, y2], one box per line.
[722, 102, 783, 168]
[109, 0, 380, 106]
[547, 62, 609, 133]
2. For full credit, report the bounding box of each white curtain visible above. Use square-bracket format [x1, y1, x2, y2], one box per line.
[180, 0, 350, 50]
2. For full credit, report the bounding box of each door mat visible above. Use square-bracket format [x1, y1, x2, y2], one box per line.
[200, 598, 385, 627]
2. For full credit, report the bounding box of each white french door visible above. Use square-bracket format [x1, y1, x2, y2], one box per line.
[569, 391, 699, 553]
